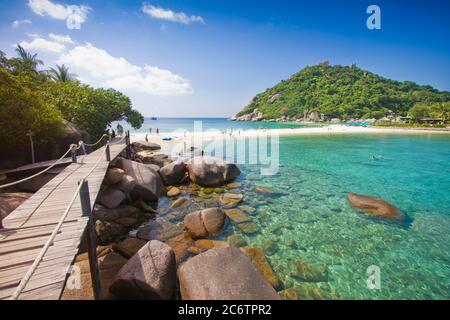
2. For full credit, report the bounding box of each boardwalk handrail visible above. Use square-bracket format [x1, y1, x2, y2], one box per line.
[8, 133, 128, 300]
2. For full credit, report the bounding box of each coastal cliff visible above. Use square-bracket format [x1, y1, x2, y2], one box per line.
[233, 63, 450, 122]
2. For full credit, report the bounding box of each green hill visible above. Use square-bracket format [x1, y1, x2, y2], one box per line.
[234, 63, 450, 121]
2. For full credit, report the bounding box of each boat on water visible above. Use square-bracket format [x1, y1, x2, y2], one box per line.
[150, 117, 157, 120]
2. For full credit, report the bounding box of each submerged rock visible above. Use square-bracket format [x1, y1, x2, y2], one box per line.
[347, 193, 404, 220]
[224, 208, 252, 224]
[240, 247, 281, 290]
[164, 233, 194, 262]
[167, 186, 181, 197]
[137, 219, 183, 242]
[220, 193, 244, 207]
[110, 240, 177, 300]
[237, 222, 259, 234]
[177, 247, 281, 300]
[184, 208, 225, 239]
[186, 156, 240, 187]
[291, 261, 328, 282]
[227, 234, 248, 247]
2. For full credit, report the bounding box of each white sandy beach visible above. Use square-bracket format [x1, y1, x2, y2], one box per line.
[130, 124, 450, 146]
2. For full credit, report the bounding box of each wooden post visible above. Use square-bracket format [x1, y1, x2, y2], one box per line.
[126, 130, 131, 159]
[79, 179, 103, 300]
[26, 130, 35, 164]
[105, 143, 111, 162]
[71, 148, 77, 163]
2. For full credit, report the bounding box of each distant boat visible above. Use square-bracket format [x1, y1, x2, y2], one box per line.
[150, 117, 157, 120]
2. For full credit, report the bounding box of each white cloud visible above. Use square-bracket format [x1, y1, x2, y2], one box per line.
[58, 43, 192, 96]
[11, 19, 32, 28]
[28, 0, 90, 26]
[142, 3, 204, 25]
[49, 33, 75, 44]
[19, 37, 65, 53]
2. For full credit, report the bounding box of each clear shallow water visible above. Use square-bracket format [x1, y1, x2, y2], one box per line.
[217, 133, 450, 299]
[116, 117, 319, 133]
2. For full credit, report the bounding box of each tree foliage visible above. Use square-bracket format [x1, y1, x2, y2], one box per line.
[237, 64, 450, 120]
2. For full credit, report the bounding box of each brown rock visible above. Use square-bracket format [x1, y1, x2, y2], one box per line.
[116, 175, 136, 194]
[164, 233, 194, 262]
[116, 158, 164, 202]
[347, 193, 404, 220]
[184, 208, 225, 239]
[177, 247, 281, 300]
[220, 193, 244, 207]
[225, 208, 252, 223]
[237, 222, 259, 234]
[291, 261, 328, 282]
[227, 234, 248, 247]
[110, 240, 177, 300]
[171, 197, 189, 208]
[186, 156, 240, 187]
[240, 247, 281, 290]
[159, 161, 187, 186]
[95, 220, 126, 244]
[167, 186, 181, 197]
[115, 217, 139, 227]
[105, 167, 125, 185]
[113, 237, 147, 259]
[195, 239, 230, 251]
[97, 188, 126, 209]
[137, 219, 183, 242]
[132, 141, 161, 151]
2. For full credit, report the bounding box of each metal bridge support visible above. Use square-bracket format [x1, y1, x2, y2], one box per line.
[79, 179, 103, 300]
[71, 148, 77, 163]
[105, 143, 111, 162]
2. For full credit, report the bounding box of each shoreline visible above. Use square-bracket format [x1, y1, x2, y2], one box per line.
[129, 124, 450, 145]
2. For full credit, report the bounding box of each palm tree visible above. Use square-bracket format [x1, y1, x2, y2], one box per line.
[14, 44, 43, 70]
[48, 64, 77, 82]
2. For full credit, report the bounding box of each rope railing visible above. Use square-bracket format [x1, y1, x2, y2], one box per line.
[8, 131, 130, 300]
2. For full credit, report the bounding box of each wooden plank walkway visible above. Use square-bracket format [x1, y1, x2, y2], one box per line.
[0, 139, 127, 300]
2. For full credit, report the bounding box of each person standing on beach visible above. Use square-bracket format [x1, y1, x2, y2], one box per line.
[156, 128, 159, 135]
[145, 134, 148, 142]
[149, 128, 152, 135]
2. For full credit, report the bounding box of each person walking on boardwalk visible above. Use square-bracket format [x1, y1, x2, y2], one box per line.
[116, 123, 124, 137]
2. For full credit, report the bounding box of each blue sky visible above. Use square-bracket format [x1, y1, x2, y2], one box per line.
[1, 0, 449, 117]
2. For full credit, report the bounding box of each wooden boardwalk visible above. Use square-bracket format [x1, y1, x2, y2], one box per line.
[0, 139, 127, 300]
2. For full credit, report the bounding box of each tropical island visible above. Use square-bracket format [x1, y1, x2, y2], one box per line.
[233, 63, 450, 127]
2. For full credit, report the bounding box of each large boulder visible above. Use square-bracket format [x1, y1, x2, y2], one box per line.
[159, 161, 187, 186]
[104, 168, 125, 185]
[347, 193, 404, 220]
[97, 188, 126, 209]
[0, 192, 32, 221]
[116, 158, 164, 201]
[177, 247, 281, 300]
[113, 237, 148, 259]
[110, 240, 177, 300]
[186, 156, 240, 187]
[184, 208, 225, 239]
[132, 142, 161, 151]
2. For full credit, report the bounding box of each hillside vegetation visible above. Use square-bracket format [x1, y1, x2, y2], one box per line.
[236, 63, 450, 120]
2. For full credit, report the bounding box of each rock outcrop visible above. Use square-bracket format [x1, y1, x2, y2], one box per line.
[177, 247, 281, 300]
[159, 161, 187, 186]
[186, 156, 240, 187]
[116, 158, 164, 202]
[110, 240, 177, 300]
[97, 188, 126, 209]
[347, 193, 404, 220]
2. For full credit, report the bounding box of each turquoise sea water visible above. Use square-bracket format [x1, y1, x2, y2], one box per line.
[130, 118, 450, 299]
[221, 133, 450, 299]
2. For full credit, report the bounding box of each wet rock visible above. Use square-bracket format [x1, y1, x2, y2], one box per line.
[194, 239, 230, 251]
[184, 208, 225, 239]
[237, 222, 259, 234]
[97, 188, 126, 209]
[220, 193, 244, 207]
[263, 240, 278, 256]
[105, 167, 125, 185]
[0, 192, 32, 221]
[227, 234, 248, 247]
[240, 247, 281, 290]
[347, 193, 404, 220]
[186, 156, 240, 187]
[291, 261, 328, 282]
[295, 283, 334, 300]
[177, 247, 281, 300]
[137, 219, 183, 242]
[278, 287, 298, 300]
[132, 141, 161, 151]
[255, 185, 276, 195]
[167, 186, 181, 197]
[113, 237, 147, 259]
[171, 197, 189, 209]
[224, 208, 252, 223]
[159, 161, 187, 186]
[116, 158, 164, 202]
[164, 233, 194, 262]
[226, 182, 241, 189]
[95, 220, 126, 244]
[110, 240, 176, 300]
[239, 205, 256, 214]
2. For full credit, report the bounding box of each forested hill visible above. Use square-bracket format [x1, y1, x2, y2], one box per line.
[235, 63, 450, 120]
